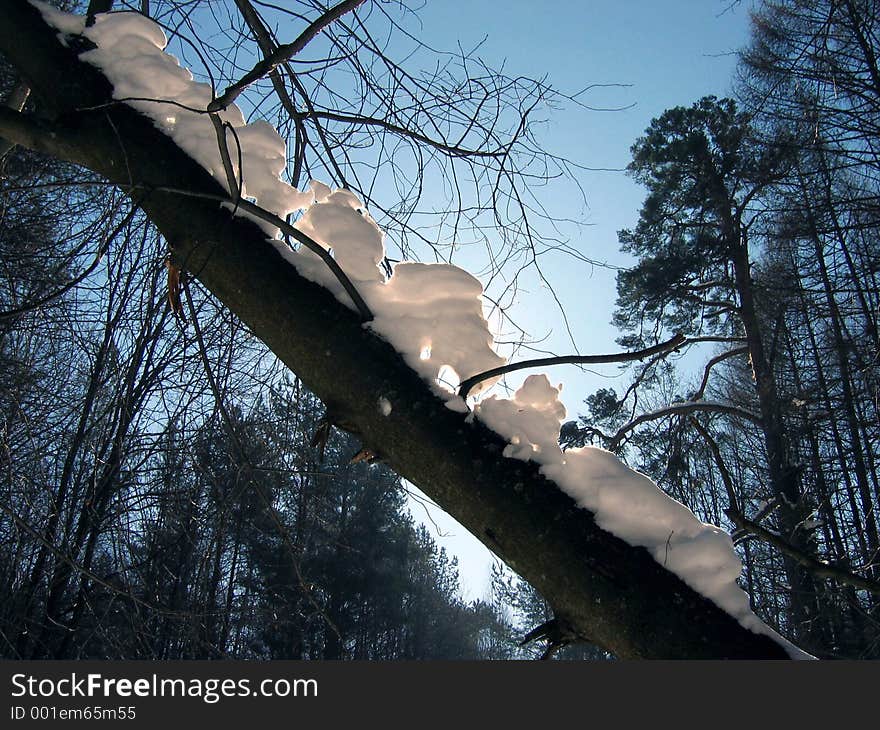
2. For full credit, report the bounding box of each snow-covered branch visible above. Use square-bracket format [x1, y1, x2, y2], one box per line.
[0, 0, 808, 659]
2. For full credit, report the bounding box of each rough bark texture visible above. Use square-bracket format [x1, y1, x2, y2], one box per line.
[0, 0, 796, 658]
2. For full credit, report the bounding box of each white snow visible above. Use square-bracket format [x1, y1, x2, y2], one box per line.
[34, 2, 505, 396]
[35, 3, 812, 657]
[280, 186, 506, 396]
[477, 375, 811, 658]
[34, 2, 312, 234]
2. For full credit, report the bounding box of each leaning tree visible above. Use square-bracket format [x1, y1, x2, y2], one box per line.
[0, 0, 806, 658]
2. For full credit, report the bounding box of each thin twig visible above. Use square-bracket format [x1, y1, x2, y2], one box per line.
[182, 276, 347, 650]
[209, 112, 240, 200]
[0, 202, 140, 319]
[132, 183, 373, 321]
[208, 0, 367, 112]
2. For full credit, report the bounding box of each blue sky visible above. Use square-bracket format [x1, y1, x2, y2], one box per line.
[405, 0, 758, 600]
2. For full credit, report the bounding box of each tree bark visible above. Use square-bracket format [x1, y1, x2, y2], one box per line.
[726, 216, 817, 647]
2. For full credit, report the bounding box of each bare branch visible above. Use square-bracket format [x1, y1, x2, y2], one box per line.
[0, 500, 192, 618]
[607, 401, 763, 450]
[692, 346, 749, 400]
[689, 417, 741, 515]
[230, 0, 304, 130]
[132, 183, 374, 322]
[0, 202, 140, 320]
[725, 509, 880, 596]
[209, 0, 368, 112]
[182, 277, 346, 648]
[209, 113, 241, 200]
[459, 333, 687, 400]
[692, 410, 880, 596]
[297, 109, 517, 159]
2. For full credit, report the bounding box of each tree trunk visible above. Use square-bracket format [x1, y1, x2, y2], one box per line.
[728, 224, 817, 645]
